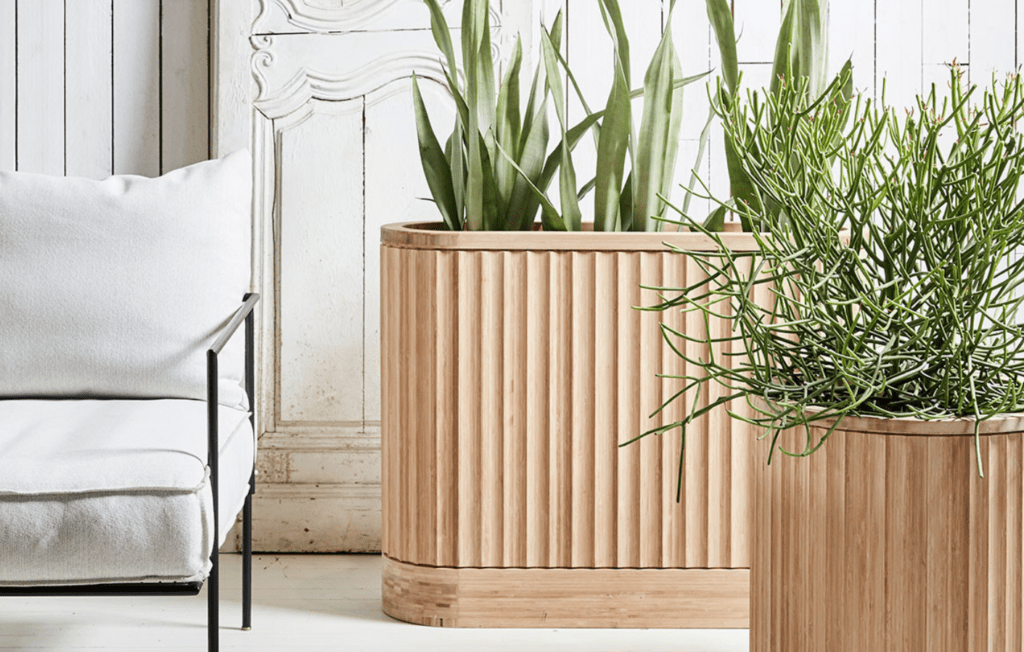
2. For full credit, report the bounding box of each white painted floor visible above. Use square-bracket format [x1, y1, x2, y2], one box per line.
[0, 554, 749, 651]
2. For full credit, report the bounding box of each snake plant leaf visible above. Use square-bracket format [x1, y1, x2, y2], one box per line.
[633, 15, 684, 231]
[540, 24, 582, 231]
[705, 0, 739, 96]
[496, 141, 566, 232]
[423, 0, 458, 76]
[594, 58, 631, 231]
[597, 0, 631, 87]
[495, 37, 524, 210]
[619, 170, 634, 232]
[578, 176, 597, 201]
[771, 0, 827, 97]
[477, 130, 501, 230]
[412, 74, 460, 231]
[506, 97, 550, 230]
[703, 204, 728, 231]
[451, 114, 466, 226]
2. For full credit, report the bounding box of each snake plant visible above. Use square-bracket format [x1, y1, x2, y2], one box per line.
[701, 0, 839, 231]
[413, 0, 706, 232]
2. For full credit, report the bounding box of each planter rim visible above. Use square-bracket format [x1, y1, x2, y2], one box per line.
[380, 220, 766, 252]
[804, 408, 1024, 436]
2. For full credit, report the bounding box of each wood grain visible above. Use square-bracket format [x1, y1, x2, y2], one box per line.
[382, 229, 758, 571]
[752, 416, 1024, 652]
[380, 226, 762, 626]
[381, 555, 749, 629]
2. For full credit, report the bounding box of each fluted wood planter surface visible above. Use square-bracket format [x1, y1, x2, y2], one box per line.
[754, 414, 1024, 652]
[380, 222, 765, 628]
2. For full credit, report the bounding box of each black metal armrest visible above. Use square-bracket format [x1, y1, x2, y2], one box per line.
[204, 292, 259, 640]
[210, 293, 260, 356]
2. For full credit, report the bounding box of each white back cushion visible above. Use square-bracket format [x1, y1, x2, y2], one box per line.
[0, 151, 251, 409]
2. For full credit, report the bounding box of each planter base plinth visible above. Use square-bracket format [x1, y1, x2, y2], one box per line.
[382, 555, 749, 628]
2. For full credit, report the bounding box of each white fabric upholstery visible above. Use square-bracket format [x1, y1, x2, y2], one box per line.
[0, 400, 254, 586]
[0, 151, 251, 409]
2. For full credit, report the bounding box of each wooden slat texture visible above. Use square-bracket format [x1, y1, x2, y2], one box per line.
[160, 0, 209, 172]
[65, 0, 113, 178]
[113, 0, 159, 176]
[0, 0, 15, 171]
[381, 230, 758, 589]
[382, 555, 748, 629]
[971, 0, 1016, 82]
[16, 0, 64, 175]
[753, 419, 1024, 652]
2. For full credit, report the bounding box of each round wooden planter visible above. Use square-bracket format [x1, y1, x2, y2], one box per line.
[753, 413, 1024, 651]
[379, 221, 766, 628]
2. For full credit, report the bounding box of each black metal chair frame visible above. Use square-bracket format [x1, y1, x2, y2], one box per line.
[0, 293, 260, 652]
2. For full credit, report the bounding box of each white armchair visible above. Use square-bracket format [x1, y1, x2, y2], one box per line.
[0, 151, 258, 652]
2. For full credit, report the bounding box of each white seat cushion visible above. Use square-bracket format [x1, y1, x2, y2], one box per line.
[0, 151, 252, 409]
[0, 399, 254, 586]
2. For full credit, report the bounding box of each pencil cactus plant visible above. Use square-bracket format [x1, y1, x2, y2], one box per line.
[639, 67, 1024, 490]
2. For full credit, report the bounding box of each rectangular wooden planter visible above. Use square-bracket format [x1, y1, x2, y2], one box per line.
[379, 222, 764, 628]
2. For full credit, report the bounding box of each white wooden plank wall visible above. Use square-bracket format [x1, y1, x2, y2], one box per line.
[0, 0, 210, 178]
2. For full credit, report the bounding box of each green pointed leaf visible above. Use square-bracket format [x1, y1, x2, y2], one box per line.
[633, 18, 684, 231]
[597, 0, 631, 88]
[412, 75, 459, 231]
[495, 37, 524, 209]
[541, 25, 581, 231]
[594, 60, 631, 231]
[506, 98, 550, 230]
[771, 0, 826, 97]
[703, 205, 727, 232]
[496, 140, 566, 232]
[705, 0, 739, 96]
[424, 0, 458, 76]
[619, 170, 634, 232]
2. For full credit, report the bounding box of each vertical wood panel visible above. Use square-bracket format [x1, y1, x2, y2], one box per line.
[828, 0, 874, 95]
[503, 252, 528, 567]
[457, 251, 483, 567]
[161, 0, 209, 172]
[570, 252, 595, 567]
[16, 0, 64, 174]
[593, 252, 617, 567]
[549, 252, 573, 567]
[735, 0, 780, 63]
[113, 0, 160, 175]
[526, 251, 551, 566]
[434, 251, 458, 566]
[877, 1, 923, 108]
[278, 102, 364, 423]
[616, 252, 641, 568]
[638, 252, 663, 567]
[683, 256, 708, 568]
[65, 0, 113, 178]
[971, 0, 1017, 82]
[0, 0, 15, 171]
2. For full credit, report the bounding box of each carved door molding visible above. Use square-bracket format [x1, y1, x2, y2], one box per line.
[212, 0, 534, 551]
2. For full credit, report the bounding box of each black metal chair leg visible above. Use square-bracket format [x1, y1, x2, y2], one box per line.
[242, 472, 254, 630]
[208, 547, 219, 652]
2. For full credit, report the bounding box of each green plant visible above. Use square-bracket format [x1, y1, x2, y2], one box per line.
[412, 0, 560, 231]
[414, 0, 706, 232]
[701, 0, 838, 231]
[636, 67, 1024, 492]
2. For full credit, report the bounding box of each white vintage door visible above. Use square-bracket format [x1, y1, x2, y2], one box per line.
[213, 0, 542, 551]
